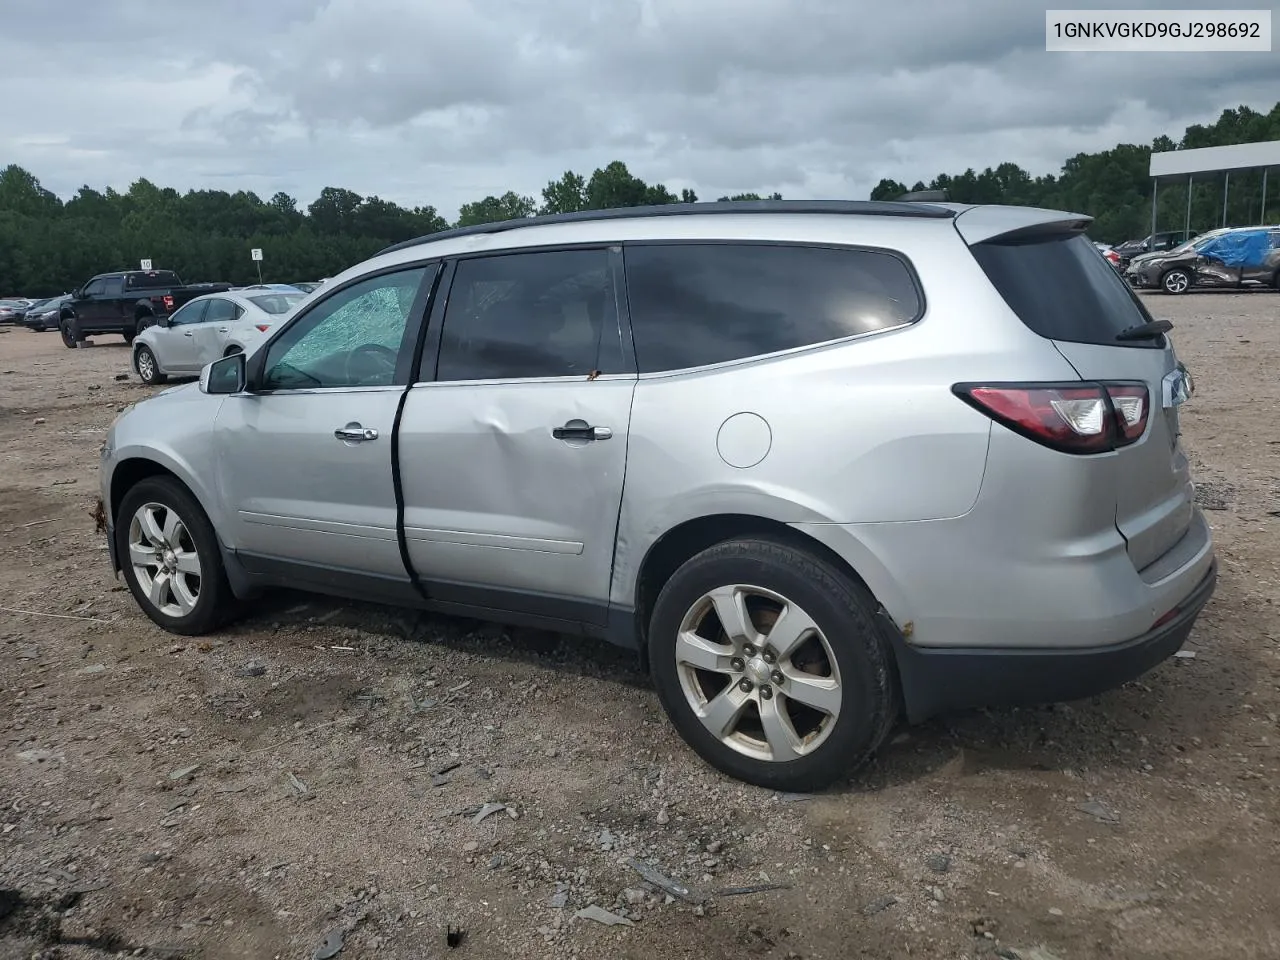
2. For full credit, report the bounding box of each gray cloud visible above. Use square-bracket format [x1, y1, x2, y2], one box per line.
[0, 0, 1274, 219]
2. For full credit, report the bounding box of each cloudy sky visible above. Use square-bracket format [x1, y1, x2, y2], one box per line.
[1, 0, 1276, 219]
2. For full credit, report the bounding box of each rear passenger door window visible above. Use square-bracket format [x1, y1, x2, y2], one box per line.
[434, 248, 623, 381]
[622, 243, 922, 373]
[202, 298, 240, 324]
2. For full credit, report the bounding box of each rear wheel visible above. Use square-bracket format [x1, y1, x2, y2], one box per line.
[135, 314, 157, 336]
[1161, 268, 1192, 295]
[648, 537, 898, 792]
[116, 477, 235, 635]
[134, 345, 166, 385]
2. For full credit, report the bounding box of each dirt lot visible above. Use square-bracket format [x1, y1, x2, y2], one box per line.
[1, 293, 1278, 960]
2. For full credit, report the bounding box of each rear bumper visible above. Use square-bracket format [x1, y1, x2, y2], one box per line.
[889, 559, 1216, 722]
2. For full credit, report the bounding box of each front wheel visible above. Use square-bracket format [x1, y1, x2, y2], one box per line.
[59, 318, 79, 348]
[116, 477, 235, 635]
[648, 537, 898, 792]
[134, 345, 167, 385]
[1162, 268, 1192, 295]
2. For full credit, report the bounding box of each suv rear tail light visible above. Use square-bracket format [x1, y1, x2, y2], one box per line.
[953, 382, 1149, 455]
[255, 324, 270, 332]
[1105, 383, 1149, 446]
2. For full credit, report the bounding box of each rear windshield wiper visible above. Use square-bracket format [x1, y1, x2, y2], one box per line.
[1115, 319, 1173, 341]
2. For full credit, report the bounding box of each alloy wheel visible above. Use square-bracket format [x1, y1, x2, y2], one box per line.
[127, 501, 202, 618]
[674, 584, 842, 763]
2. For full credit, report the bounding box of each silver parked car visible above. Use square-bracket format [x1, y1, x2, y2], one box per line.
[131, 289, 304, 384]
[98, 200, 1215, 791]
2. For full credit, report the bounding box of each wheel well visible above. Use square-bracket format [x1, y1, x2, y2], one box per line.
[224, 344, 243, 356]
[110, 458, 181, 526]
[633, 513, 883, 665]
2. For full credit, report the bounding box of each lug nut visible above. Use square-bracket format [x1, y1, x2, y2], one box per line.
[742, 643, 756, 657]
[738, 678, 754, 693]
[771, 670, 784, 686]
[760, 685, 773, 700]
[730, 657, 745, 672]
[762, 649, 776, 664]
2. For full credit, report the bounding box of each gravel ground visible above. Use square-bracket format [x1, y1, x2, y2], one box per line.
[2, 290, 1278, 960]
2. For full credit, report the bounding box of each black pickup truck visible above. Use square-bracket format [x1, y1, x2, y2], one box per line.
[59, 270, 232, 347]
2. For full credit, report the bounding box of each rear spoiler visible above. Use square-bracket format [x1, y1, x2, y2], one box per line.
[896, 189, 950, 202]
[951, 206, 1092, 245]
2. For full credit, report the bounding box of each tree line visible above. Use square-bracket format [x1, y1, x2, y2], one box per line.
[2, 102, 1277, 297]
[872, 102, 1280, 244]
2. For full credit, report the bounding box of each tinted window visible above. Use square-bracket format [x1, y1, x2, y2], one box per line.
[126, 271, 181, 290]
[624, 243, 921, 373]
[102, 276, 124, 297]
[262, 266, 430, 389]
[971, 233, 1158, 348]
[82, 279, 106, 297]
[248, 293, 302, 314]
[169, 300, 207, 326]
[204, 298, 239, 323]
[436, 249, 620, 381]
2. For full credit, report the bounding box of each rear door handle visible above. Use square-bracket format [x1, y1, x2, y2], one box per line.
[217, 327, 228, 333]
[552, 419, 612, 441]
[334, 422, 378, 443]
[183, 331, 194, 337]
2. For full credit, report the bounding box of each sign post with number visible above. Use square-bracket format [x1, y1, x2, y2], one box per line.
[140, 258, 153, 271]
[250, 248, 263, 284]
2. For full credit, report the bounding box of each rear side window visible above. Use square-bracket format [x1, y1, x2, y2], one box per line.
[126, 271, 181, 290]
[970, 233, 1157, 348]
[623, 243, 921, 373]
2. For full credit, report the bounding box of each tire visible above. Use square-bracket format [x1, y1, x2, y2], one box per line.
[134, 345, 166, 385]
[648, 537, 898, 792]
[115, 476, 235, 636]
[135, 315, 156, 336]
[1161, 268, 1192, 295]
[123, 332, 135, 345]
[59, 318, 79, 348]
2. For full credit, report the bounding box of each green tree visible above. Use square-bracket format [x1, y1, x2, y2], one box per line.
[456, 191, 536, 227]
[540, 171, 587, 214]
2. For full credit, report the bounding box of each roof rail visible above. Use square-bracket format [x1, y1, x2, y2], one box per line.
[377, 199, 956, 256]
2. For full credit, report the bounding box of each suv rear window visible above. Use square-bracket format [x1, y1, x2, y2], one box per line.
[970, 233, 1158, 348]
[624, 242, 922, 373]
[126, 271, 181, 290]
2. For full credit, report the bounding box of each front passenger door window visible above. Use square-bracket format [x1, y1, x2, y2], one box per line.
[262, 267, 432, 389]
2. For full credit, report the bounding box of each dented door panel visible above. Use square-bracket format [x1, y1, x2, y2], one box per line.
[397, 376, 636, 617]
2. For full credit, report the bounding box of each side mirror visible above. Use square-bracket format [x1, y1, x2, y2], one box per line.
[200, 353, 246, 395]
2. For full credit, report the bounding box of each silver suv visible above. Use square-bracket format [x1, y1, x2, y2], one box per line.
[98, 200, 1216, 791]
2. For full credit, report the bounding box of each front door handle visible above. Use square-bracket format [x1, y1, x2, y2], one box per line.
[552, 419, 612, 441]
[183, 331, 194, 337]
[334, 422, 378, 443]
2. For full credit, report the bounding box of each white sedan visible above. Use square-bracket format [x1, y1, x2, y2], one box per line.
[131, 289, 303, 384]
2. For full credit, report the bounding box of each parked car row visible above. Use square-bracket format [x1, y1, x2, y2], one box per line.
[132, 288, 305, 384]
[1125, 225, 1280, 294]
[1111, 230, 1194, 271]
[95, 199, 1215, 790]
[7, 272, 326, 339]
